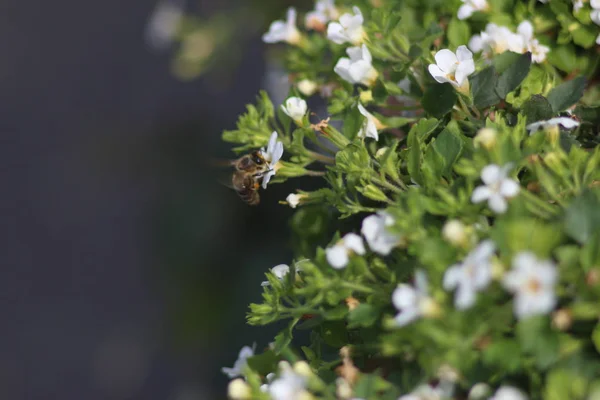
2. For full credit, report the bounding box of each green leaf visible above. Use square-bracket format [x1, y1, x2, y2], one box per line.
[592, 323, 600, 354]
[432, 124, 464, 177]
[447, 18, 470, 48]
[422, 83, 457, 117]
[410, 117, 440, 141]
[547, 45, 578, 73]
[273, 318, 299, 354]
[564, 190, 600, 245]
[407, 125, 423, 185]
[320, 321, 348, 347]
[482, 340, 522, 373]
[493, 51, 523, 74]
[343, 105, 364, 139]
[471, 66, 501, 108]
[574, 105, 600, 125]
[547, 76, 587, 113]
[522, 95, 554, 123]
[246, 350, 279, 376]
[347, 304, 380, 328]
[495, 52, 532, 99]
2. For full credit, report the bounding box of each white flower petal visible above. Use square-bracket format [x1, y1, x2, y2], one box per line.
[327, 22, 346, 44]
[334, 57, 353, 83]
[443, 265, 462, 290]
[499, 179, 520, 198]
[326, 245, 349, 269]
[471, 186, 492, 203]
[481, 164, 503, 184]
[434, 49, 459, 73]
[455, 285, 476, 309]
[428, 64, 451, 84]
[488, 194, 508, 213]
[455, 58, 475, 87]
[456, 45, 474, 62]
[457, 4, 475, 20]
[394, 308, 420, 326]
[342, 233, 366, 255]
[392, 285, 417, 309]
[271, 264, 290, 279]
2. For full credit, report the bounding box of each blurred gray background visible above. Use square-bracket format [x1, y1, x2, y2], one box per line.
[0, 0, 297, 398]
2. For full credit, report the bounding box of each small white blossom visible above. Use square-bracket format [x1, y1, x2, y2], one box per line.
[442, 219, 468, 247]
[260, 132, 284, 189]
[286, 193, 306, 208]
[297, 79, 319, 96]
[262, 7, 302, 45]
[357, 103, 380, 140]
[444, 240, 495, 309]
[574, 0, 585, 12]
[502, 252, 557, 319]
[428, 46, 475, 89]
[471, 164, 520, 214]
[268, 361, 310, 400]
[228, 378, 252, 400]
[592, 0, 600, 25]
[281, 97, 307, 124]
[526, 117, 580, 133]
[469, 23, 524, 59]
[392, 270, 437, 326]
[326, 233, 366, 269]
[261, 264, 291, 286]
[222, 344, 255, 378]
[515, 21, 550, 63]
[305, 0, 339, 31]
[468, 383, 492, 399]
[457, 0, 489, 20]
[334, 44, 378, 86]
[361, 212, 401, 255]
[327, 6, 365, 45]
[490, 386, 527, 400]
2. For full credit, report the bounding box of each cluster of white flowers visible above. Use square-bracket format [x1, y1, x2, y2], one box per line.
[469, 21, 549, 63]
[471, 164, 520, 214]
[325, 212, 402, 269]
[260, 132, 285, 188]
[428, 45, 475, 90]
[262, 361, 312, 400]
[334, 44, 378, 87]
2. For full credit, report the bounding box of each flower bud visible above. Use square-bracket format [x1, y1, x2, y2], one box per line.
[297, 79, 318, 96]
[345, 296, 360, 310]
[359, 90, 373, 104]
[474, 128, 497, 150]
[552, 308, 572, 331]
[286, 193, 306, 208]
[281, 97, 308, 126]
[442, 219, 468, 247]
[293, 361, 313, 377]
[336, 378, 353, 399]
[228, 379, 251, 400]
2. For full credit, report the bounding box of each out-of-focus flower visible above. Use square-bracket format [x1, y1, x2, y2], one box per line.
[268, 361, 311, 400]
[398, 383, 449, 400]
[515, 21, 549, 63]
[471, 164, 520, 214]
[306, 0, 339, 31]
[281, 97, 307, 125]
[444, 240, 496, 309]
[442, 219, 468, 247]
[297, 79, 319, 96]
[261, 264, 292, 287]
[228, 378, 252, 399]
[145, 0, 186, 50]
[474, 127, 498, 149]
[327, 6, 365, 45]
[361, 212, 402, 255]
[469, 23, 524, 59]
[263, 7, 302, 45]
[457, 0, 489, 20]
[326, 233, 366, 269]
[392, 270, 438, 326]
[222, 344, 255, 378]
[489, 386, 528, 400]
[286, 193, 307, 208]
[334, 44, 378, 86]
[428, 46, 475, 90]
[260, 132, 284, 189]
[526, 117, 580, 133]
[357, 103, 383, 140]
[502, 252, 557, 319]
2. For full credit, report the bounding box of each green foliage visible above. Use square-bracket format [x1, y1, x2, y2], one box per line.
[218, 0, 600, 399]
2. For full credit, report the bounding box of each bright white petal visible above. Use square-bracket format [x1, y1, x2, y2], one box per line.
[434, 49, 458, 73]
[488, 194, 508, 213]
[469, 34, 484, 52]
[471, 186, 492, 203]
[456, 45, 473, 62]
[343, 233, 366, 255]
[326, 245, 349, 269]
[457, 4, 474, 20]
[443, 265, 462, 290]
[455, 59, 475, 86]
[334, 57, 353, 83]
[346, 45, 364, 61]
[348, 60, 372, 84]
[428, 64, 451, 84]
[271, 141, 284, 165]
[262, 21, 286, 43]
[271, 264, 290, 279]
[513, 251, 538, 271]
[327, 22, 347, 44]
[455, 285, 476, 309]
[517, 20, 533, 40]
[500, 179, 520, 197]
[394, 308, 419, 326]
[392, 285, 417, 310]
[481, 164, 502, 184]
[262, 170, 276, 189]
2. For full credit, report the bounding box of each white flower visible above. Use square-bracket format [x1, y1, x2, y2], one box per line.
[471, 164, 520, 214]
[305, 0, 339, 31]
[574, 0, 584, 12]
[428, 46, 475, 89]
[392, 270, 437, 326]
[399, 381, 454, 400]
[515, 21, 550, 63]
[457, 0, 489, 20]
[260, 132, 284, 189]
[297, 79, 319, 96]
[526, 117, 580, 133]
[261, 264, 291, 286]
[469, 23, 524, 58]
[268, 361, 310, 400]
[286, 193, 306, 208]
[490, 386, 527, 400]
[334, 44, 379, 86]
[442, 219, 468, 247]
[260, 373, 276, 392]
[592, 0, 600, 25]
[281, 97, 307, 124]
[357, 103, 380, 140]
[326, 233, 366, 269]
[222, 344, 255, 378]
[444, 240, 495, 309]
[361, 212, 401, 255]
[228, 378, 252, 400]
[327, 6, 365, 45]
[502, 252, 557, 319]
[262, 7, 302, 45]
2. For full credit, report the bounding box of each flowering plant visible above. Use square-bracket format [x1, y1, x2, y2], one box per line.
[221, 0, 600, 399]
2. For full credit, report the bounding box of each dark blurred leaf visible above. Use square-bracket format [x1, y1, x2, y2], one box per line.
[273, 318, 299, 354]
[432, 124, 464, 177]
[422, 83, 457, 117]
[564, 190, 600, 245]
[495, 52, 532, 99]
[471, 66, 501, 108]
[247, 350, 279, 375]
[547, 76, 587, 113]
[493, 51, 523, 74]
[522, 95, 554, 123]
[347, 304, 380, 328]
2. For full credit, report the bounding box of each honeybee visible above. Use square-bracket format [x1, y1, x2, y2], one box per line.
[231, 150, 271, 205]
